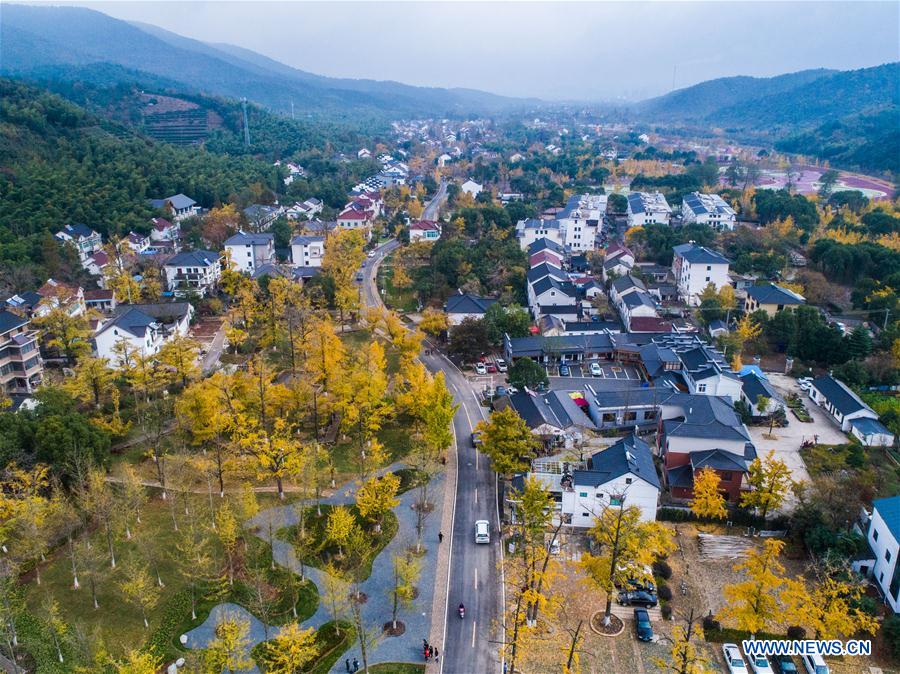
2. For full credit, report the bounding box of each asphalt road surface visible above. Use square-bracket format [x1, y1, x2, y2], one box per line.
[362, 216, 502, 671]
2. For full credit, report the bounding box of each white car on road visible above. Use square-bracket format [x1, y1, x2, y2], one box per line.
[723, 643, 749, 674]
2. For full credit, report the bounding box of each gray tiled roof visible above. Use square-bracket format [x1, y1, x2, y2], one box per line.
[579, 433, 660, 489]
[225, 232, 275, 246]
[811, 375, 871, 416]
[673, 243, 730, 266]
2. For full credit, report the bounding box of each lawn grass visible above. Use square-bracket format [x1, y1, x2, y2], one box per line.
[369, 664, 426, 674]
[330, 422, 414, 478]
[23, 492, 317, 665]
[253, 620, 355, 674]
[801, 443, 900, 498]
[278, 505, 399, 582]
[376, 255, 419, 314]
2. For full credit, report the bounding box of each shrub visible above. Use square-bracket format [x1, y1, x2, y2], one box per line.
[702, 613, 721, 633]
[657, 583, 673, 601]
[882, 615, 900, 662]
[652, 560, 672, 580]
[658, 507, 695, 522]
[661, 603, 673, 620]
[787, 625, 806, 640]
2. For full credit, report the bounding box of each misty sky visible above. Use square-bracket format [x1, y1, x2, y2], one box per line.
[68, 1, 900, 100]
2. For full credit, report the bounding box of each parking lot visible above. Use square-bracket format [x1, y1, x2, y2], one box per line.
[546, 361, 642, 381]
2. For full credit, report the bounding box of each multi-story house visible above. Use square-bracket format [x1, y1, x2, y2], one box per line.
[681, 192, 737, 230]
[672, 242, 731, 306]
[55, 224, 102, 262]
[858, 496, 900, 613]
[0, 310, 43, 394]
[515, 219, 564, 251]
[290, 236, 326, 268]
[150, 217, 181, 243]
[94, 303, 193, 368]
[149, 193, 199, 223]
[243, 204, 284, 231]
[225, 232, 276, 275]
[32, 279, 86, 318]
[557, 193, 606, 252]
[163, 250, 223, 297]
[125, 231, 151, 254]
[627, 192, 672, 227]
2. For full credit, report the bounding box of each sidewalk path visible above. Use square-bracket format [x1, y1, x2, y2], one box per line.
[184, 460, 445, 673]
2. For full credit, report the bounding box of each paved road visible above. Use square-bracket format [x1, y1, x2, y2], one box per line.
[422, 180, 448, 221]
[362, 217, 502, 672]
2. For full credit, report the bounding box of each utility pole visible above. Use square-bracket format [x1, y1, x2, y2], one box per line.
[241, 97, 251, 148]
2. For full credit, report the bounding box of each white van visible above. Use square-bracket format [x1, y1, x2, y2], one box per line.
[475, 520, 490, 544]
[801, 653, 829, 674]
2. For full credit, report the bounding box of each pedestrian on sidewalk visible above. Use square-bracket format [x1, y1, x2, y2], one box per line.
[345, 658, 351, 672]
[433, 646, 439, 660]
[353, 657, 360, 672]
[438, 531, 443, 543]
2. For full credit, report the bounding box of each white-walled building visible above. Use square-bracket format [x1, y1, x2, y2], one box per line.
[444, 292, 497, 326]
[163, 250, 222, 297]
[409, 220, 441, 243]
[225, 232, 276, 275]
[627, 192, 672, 227]
[461, 179, 483, 197]
[525, 434, 660, 527]
[94, 303, 193, 368]
[858, 496, 900, 613]
[557, 193, 606, 252]
[55, 224, 102, 262]
[810, 375, 895, 446]
[290, 236, 325, 267]
[672, 242, 731, 306]
[515, 219, 564, 251]
[682, 192, 737, 230]
[149, 194, 199, 223]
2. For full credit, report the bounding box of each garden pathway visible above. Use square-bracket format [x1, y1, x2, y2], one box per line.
[183, 460, 445, 673]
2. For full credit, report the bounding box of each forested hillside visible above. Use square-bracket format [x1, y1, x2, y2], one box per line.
[0, 79, 280, 277]
[1, 3, 531, 119]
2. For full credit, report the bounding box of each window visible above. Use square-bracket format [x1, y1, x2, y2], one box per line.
[706, 266, 711, 271]
[874, 530, 879, 541]
[582, 512, 590, 517]
[625, 478, 633, 485]
[624, 412, 637, 422]
[705, 276, 711, 282]
[610, 497, 623, 506]
[578, 491, 588, 498]
[887, 549, 892, 562]
[644, 410, 657, 420]
[722, 472, 733, 481]
[602, 413, 616, 423]
[697, 384, 707, 393]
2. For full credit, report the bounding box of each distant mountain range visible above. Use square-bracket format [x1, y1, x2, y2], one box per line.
[636, 63, 899, 132]
[0, 3, 536, 119]
[2, 3, 897, 172]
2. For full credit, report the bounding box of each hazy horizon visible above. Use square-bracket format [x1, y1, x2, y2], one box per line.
[18, 1, 900, 101]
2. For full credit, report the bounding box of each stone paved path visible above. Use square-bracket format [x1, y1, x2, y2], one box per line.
[184, 460, 445, 673]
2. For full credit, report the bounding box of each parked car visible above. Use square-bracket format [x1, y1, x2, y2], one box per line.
[723, 644, 749, 674]
[474, 362, 487, 375]
[368, 250, 376, 258]
[486, 362, 498, 373]
[633, 608, 653, 642]
[800, 653, 829, 674]
[495, 358, 508, 372]
[745, 648, 774, 674]
[616, 590, 657, 607]
[773, 655, 799, 674]
[590, 362, 603, 377]
[494, 386, 508, 397]
[615, 576, 656, 593]
[558, 364, 570, 376]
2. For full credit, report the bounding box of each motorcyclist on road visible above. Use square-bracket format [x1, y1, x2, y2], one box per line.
[458, 603, 465, 618]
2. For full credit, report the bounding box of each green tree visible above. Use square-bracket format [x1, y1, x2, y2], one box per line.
[508, 358, 549, 390]
[447, 317, 490, 363]
[476, 406, 539, 476]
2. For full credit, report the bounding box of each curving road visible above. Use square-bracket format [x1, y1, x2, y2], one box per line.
[362, 184, 502, 673]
